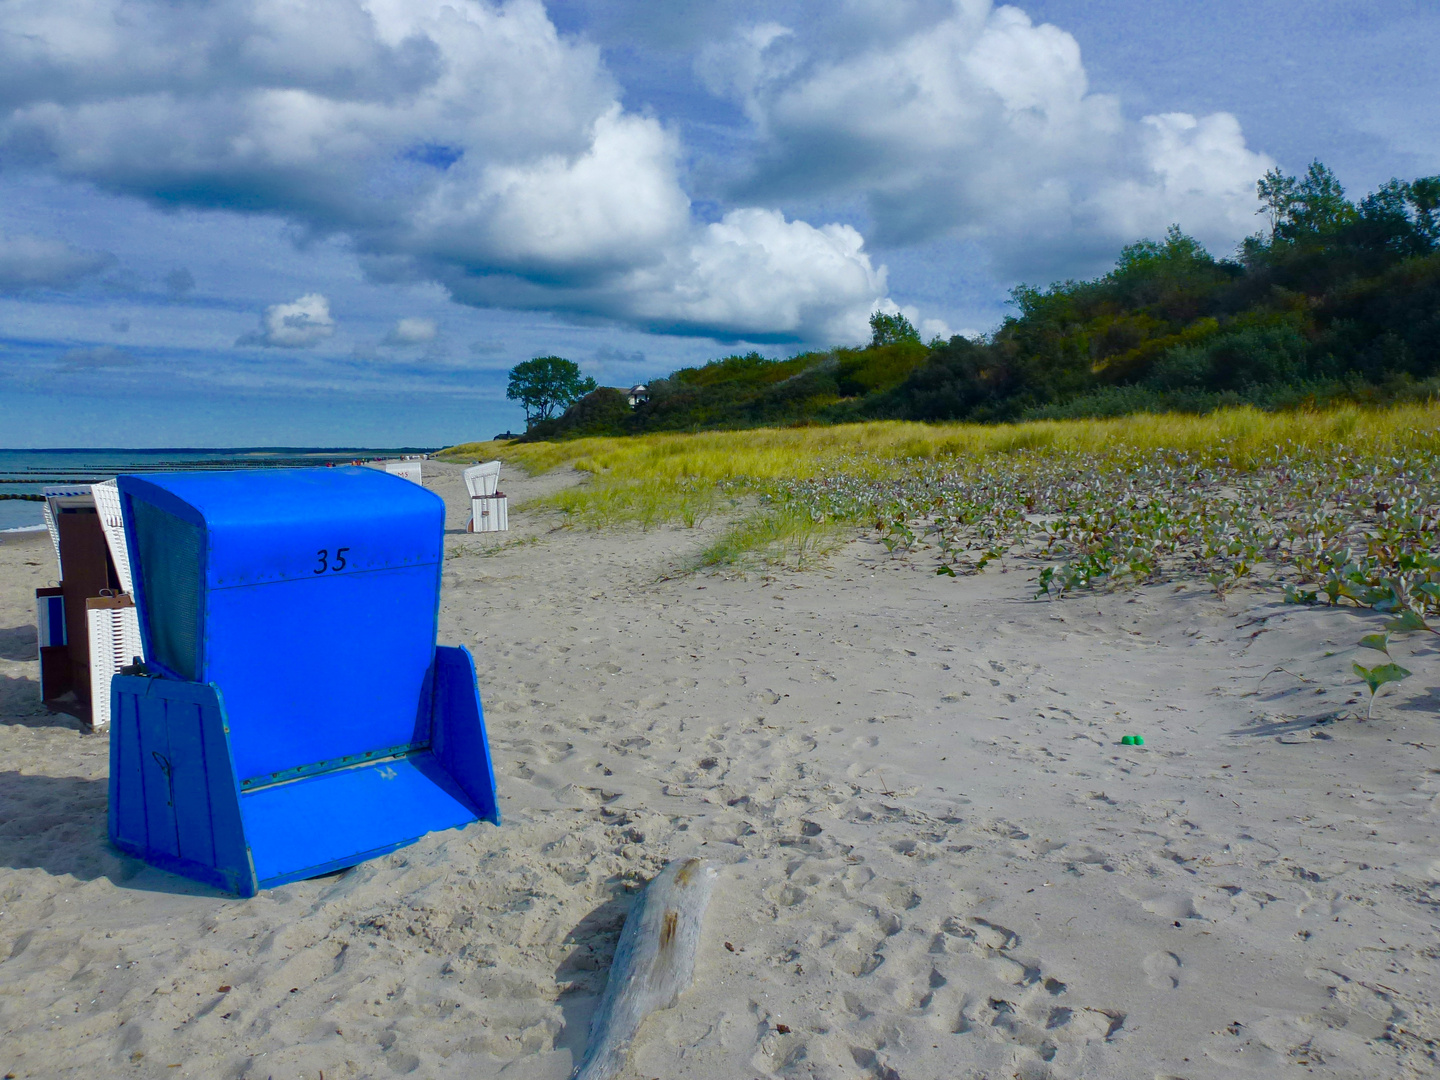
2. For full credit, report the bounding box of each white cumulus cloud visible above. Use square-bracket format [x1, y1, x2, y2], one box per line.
[238, 293, 336, 348]
[715, 0, 1274, 277]
[627, 209, 886, 343]
[0, 0, 894, 344]
[435, 206, 887, 343]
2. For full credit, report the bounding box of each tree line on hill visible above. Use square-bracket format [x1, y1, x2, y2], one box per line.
[508, 162, 1440, 440]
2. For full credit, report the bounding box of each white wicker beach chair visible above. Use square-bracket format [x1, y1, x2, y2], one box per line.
[36, 483, 144, 727]
[464, 461, 507, 532]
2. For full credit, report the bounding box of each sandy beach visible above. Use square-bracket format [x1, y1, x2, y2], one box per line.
[1, 460, 1437, 1079]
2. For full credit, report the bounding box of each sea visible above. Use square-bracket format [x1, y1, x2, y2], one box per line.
[0, 447, 437, 532]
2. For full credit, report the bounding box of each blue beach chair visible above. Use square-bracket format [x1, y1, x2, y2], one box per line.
[106, 467, 499, 896]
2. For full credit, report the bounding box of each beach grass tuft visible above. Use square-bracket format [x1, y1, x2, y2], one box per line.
[531, 478, 728, 532]
[697, 505, 848, 571]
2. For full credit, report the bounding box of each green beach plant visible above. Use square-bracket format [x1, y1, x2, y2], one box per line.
[1351, 660, 1412, 719]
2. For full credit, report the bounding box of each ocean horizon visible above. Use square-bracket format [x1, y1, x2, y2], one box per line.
[0, 446, 438, 531]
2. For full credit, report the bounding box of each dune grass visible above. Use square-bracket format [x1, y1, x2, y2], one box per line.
[538, 478, 728, 532]
[442, 402, 1440, 481]
[697, 506, 848, 571]
[438, 403, 1440, 572]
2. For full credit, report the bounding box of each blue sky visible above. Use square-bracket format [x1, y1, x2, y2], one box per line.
[1, 0, 1435, 447]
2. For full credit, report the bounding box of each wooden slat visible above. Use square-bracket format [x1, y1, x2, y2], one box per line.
[168, 700, 216, 867]
[136, 689, 180, 859]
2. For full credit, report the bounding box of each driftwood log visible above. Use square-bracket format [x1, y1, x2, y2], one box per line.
[572, 856, 717, 1080]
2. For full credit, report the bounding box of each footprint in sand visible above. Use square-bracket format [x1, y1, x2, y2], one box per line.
[874, 881, 921, 911]
[1125, 887, 1199, 922]
[1143, 950, 1182, 989]
[940, 915, 1019, 954]
[967, 917, 1019, 951]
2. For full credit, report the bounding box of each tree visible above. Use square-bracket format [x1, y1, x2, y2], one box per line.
[1112, 225, 1214, 278]
[1410, 177, 1440, 248]
[869, 310, 920, 347]
[1257, 160, 1355, 242]
[1256, 167, 1299, 240]
[506, 356, 597, 427]
[1358, 177, 1440, 254]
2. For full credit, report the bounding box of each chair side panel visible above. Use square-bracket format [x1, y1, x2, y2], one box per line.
[431, 645, 500, 826]
[109, 676, 255, 895]
[92, 480, 136, 595]
[201, 693, 253, 889]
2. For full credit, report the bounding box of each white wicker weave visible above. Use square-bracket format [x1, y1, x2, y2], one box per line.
[90, 479, 135, 594]
[463, 460, 501, 497]
[86, 597, 143, 729]
[41, 501, 61, 576]
[469, 495, 509, 532]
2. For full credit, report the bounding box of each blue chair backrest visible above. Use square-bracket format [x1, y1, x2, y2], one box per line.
[117, 467, 444, 788]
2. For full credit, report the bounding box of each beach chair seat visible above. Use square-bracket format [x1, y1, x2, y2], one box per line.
[107, 466, 499, 896]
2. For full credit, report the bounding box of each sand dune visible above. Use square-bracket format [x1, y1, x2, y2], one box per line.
[1, 461, 1437, 1079]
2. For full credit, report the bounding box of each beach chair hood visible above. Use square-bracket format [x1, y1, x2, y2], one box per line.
[463, 460, 501, 497]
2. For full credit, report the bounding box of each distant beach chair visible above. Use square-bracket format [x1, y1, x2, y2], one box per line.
[464, 460, 508, 532]
[35, 485, 137, 727]
[385, 459, 423, 484]
[108, 466, 500, 896]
